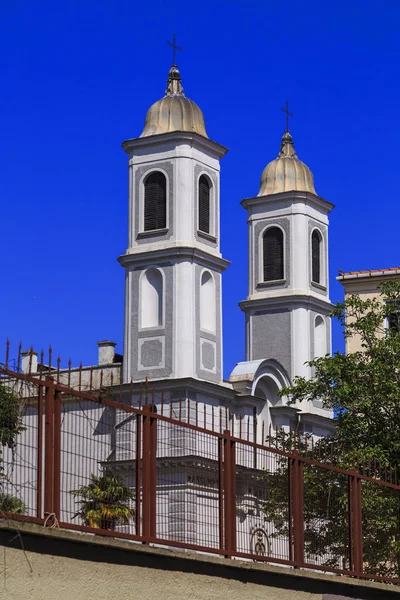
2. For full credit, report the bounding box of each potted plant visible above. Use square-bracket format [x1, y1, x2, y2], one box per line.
[70, 474, 135, 530]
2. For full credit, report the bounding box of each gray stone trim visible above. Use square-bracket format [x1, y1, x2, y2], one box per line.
[193, 164, 219, 249]
[129, 262, 173, 379]
[308, 219, 328, 296]
[195, 264, 222, 383]
[253, 217, 290, 292]
[134, 161, 174, 244]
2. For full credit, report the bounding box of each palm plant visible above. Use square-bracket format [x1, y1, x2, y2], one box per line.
[70, 474, 135, 530]
[0, 492, 26, 514]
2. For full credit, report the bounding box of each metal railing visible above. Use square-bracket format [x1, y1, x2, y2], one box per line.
[0, 364, 399, 585]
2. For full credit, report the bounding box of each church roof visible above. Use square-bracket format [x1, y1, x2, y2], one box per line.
[140, 65, 208, 139]
[258, 130, 316, 196]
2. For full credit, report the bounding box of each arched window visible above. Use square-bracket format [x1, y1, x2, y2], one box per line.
[263, 227, 284, 282]
[200, 271, 216, 333]
[140, 269, 163, 328]
[314, 315, 326, 358]
[144, 172, 167, 231]
[198, 175, 211, 234]
[311, 230, 322, 284]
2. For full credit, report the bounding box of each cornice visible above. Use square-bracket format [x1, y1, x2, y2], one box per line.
[114, 377, 235, 401]
[118, 245, 230, 272]
[241, 191, 335, 214]
[122, 131, 228, 160]
[239, 292, 334, 313]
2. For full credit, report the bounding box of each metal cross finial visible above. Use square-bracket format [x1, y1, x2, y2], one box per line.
[280, 100, 293, 131]
[167, 33, 182, 66]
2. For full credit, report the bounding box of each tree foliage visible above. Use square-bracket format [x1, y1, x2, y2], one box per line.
[261, 282, 400, 578]
[0, 382, 25, 449]
[282, 281, 400, 466]
[70, 474, 135, 530]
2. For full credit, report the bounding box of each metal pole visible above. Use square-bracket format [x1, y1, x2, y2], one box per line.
[53, 391, 62, 520]
[135, 413, 142, 537]
[36, 384, 44, 518]
[292, 455, 305, 566]
[223, 429, 232, 558]
[142, 406, 151, 543]
[149, 408, 157, 538]
[218, 437, 224, 551]
[350, 472, 363, 574]
[44, 379, 55, 516]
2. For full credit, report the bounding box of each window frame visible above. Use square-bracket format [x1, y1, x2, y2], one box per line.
[196, 172, 216, 241]
[311, 228, 323, 286]
[139, 169, 169, 234]
[259, 224, 286, 285]
[385, 300, 400, 333]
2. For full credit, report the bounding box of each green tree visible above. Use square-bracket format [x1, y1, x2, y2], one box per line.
[261, 282, 400, 578]
[0, 381, 25, 477]
[283, 281, 400, 466]
[0, 382, 25, 449]
[70, 474, 135, 530]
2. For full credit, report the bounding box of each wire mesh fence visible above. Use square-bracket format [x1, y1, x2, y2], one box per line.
[0, 366, 399, 584]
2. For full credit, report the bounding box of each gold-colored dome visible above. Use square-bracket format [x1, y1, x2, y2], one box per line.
[258, 131, 316, 196]
[140, 65, 208, 138]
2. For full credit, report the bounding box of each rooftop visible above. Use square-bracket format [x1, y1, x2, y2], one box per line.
[337, 267, 400, 281]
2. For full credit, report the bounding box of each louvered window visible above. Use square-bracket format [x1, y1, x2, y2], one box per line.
[311, 230, 321, 284]
[144, 172, 167, 231]
[198, 175, 211, 234]
[263, 227, 284, 281]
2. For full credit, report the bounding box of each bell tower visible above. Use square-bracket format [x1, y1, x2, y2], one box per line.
[118, 64, 229, 384]
[239, 129, 334, 384]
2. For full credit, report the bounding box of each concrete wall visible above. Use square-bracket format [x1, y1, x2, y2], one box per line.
[0, 521, 397, 600]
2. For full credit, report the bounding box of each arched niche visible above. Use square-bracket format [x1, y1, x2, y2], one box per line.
[200, 271, 216, 333]
[140, 268, 163, 328]
[314, 315, 326, 358]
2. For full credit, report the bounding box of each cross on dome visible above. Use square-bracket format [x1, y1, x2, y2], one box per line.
[280, 100, 293, 132]
[167, 33, 182, 66]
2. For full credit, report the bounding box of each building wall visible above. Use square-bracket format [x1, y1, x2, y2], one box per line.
[0, 522, 394, 600]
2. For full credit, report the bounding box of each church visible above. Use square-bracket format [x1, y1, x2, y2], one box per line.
[5, 57, 337, 553]
[114, 60, 334, 438]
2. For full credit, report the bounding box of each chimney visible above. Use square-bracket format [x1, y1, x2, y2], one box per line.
[21, 349, 38, 373]
[97, 340, 117, 366]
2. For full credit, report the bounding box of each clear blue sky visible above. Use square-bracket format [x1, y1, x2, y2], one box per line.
[1, 0, 398, 378]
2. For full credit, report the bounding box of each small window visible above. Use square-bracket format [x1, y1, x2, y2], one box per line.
[198, 175, 211, 234]
[263, 227, 284, 282]
[311, 230, 321, 284]
[144, 172, 167, 231]
[387, 302, 400, 333]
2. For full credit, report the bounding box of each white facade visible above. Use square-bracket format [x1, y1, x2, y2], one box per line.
[119, 132, 229, 385]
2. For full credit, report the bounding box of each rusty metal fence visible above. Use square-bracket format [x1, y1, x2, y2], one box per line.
[0, 364, 399, 585]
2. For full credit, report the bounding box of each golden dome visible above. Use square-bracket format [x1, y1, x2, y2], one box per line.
[140, 65, 208, 138]
[258, 131, 316, 196]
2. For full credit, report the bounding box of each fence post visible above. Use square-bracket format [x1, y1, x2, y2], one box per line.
[290, 454, 305, 566]
[36, 384, 44, 518]
[44, 378, 55, 517]
[142, 405, 157, 543]
[349, 471, 363, 574]
[223, 429, 236, 557]
[135, 413, 142, 537]
[149, 407, 157, 538]
[53, 391, 62, 521]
